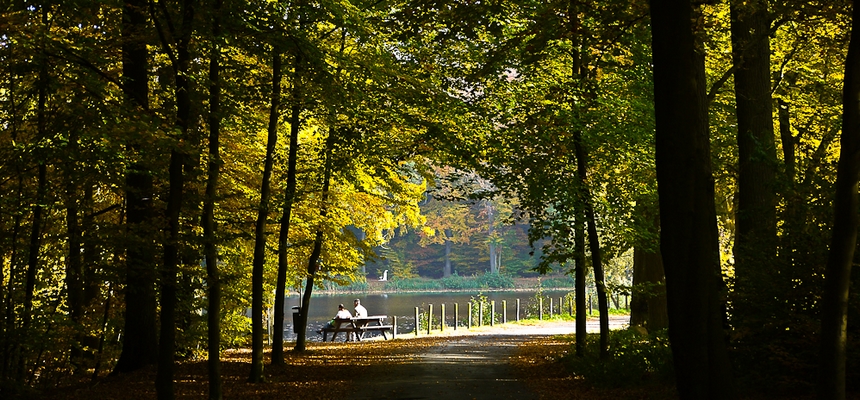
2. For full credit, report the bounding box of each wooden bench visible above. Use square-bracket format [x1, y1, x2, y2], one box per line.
[321, 315, 393, 342]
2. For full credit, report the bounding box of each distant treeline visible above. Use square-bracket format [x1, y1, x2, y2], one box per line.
[322, 273, 576, 293]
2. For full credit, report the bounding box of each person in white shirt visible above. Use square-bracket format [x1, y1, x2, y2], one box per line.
[318, 304, 353, 334]
[354, 299, 368, 317]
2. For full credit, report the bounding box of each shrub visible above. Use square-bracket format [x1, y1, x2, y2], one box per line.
[439, 273, 480, 290]
[387, 273, 515, 291]
[524, 279, 553, 318]
[415, 303, 443, 331]
[465, 293, 502, 326]
[561, 329, 675, 388]
[475, 272, 515, 289]
[541, 275, 576, 288]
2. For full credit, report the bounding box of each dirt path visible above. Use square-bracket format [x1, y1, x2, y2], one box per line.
[353, 335, 539, 400]
[351, 316, 629, 400]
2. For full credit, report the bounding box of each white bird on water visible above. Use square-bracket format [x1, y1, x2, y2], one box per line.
[379, 270, 388, 281]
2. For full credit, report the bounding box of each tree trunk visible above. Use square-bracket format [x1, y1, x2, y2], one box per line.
[91, 284, 113, 381]
[22, 166, 46, 377]
[81, 185, 99, 309]
[574, 217, 586, 356]
[649, 0, 735, 397]
[629, 251, 645, 327]
[2, 24, 25, 379]
[203, 1, 223, 397]
[729, 0, 778, 328]
[22, 8, 50, 377]
[65, 120, 86, 373]
[156, 1, 195, 397]
[566, 5, 604, 357]
[249, 47, 281, 383]
[294, 133, 335, 352]
[778, 99, 795, 188]
[573, 129, 609, 358]
[487, 201, 498, 273]
[443, 234, 452, 278]
[272, 51, 302, 365]
[630, 246, 669, 331]
[3, 173, 24, 381]
[777, 98, 798, 271]
[65, 125, 83, 324]
[629, 209, 668, 332]
[819, 3, 860, 399]
[114, 0, 158, 374]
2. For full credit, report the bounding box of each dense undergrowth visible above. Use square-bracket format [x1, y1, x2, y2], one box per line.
[561, 329, 676, 389]
[729, 318, 860, 398]
[553, 325, 859, 399]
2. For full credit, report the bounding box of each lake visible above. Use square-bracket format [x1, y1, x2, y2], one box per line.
[278, 289, 575, 342]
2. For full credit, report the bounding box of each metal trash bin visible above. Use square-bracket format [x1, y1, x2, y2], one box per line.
[292, 306, 301, 333]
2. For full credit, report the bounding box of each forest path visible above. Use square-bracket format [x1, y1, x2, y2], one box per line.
[350, 316, 629, 400]
[352, 334, 540, 400]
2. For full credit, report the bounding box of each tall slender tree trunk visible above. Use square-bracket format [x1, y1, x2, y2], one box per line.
[1, 20, 25, 379]
[203, 0, 224, 397]
[156, 2, 195, 397]
[91, 283, 113, 381]
[730, 0, 778, 327]
[65, 123, 86, 373]
[649, 0, 734, 397]
[777, 98, 798, 268]
[573, 130, 609, 357]
[272, 51, 303, 365]
[293, 21, 341, 346]
[819, 4, 860, 399]
[486, 201, 498, 273]
[294, 131, 335, 352]
[574, 216, 586, 356]
[0, 1, 23, 354]
[778, 99, 796, 194]
[443, 233, 452, 278]
[22, 167, 46, 379]
[81, 186, 99, 308]
[2, 181, 24, 381]
[115, 0, 158, 374]
[568, 6, 608, 357]
[157, 61, 183, 400]
[64, 128, 83, 309]
[249, 47, 282, 383]
[22, 5, 50, 378]
[65, 138, 83, 328]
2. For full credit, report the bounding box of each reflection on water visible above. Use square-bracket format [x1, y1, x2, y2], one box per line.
[281, 290, 574, 342]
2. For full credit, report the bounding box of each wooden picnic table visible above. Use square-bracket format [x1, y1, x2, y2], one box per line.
[321, 315, 393, 342]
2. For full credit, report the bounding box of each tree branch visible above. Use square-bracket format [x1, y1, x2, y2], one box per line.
[707, 64, 736, 104]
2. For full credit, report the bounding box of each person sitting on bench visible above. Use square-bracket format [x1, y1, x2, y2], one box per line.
[318, 304, 352, 334]
[354, 299, 368, 318]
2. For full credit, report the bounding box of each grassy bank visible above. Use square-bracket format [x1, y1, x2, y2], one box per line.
[316, 274, 578, 294]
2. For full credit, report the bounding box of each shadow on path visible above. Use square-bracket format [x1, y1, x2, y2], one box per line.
[351, 316, 630, 400]
[353, 335, 540, 400]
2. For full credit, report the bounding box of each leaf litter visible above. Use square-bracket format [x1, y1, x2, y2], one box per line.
[42, 326, 677, 399]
